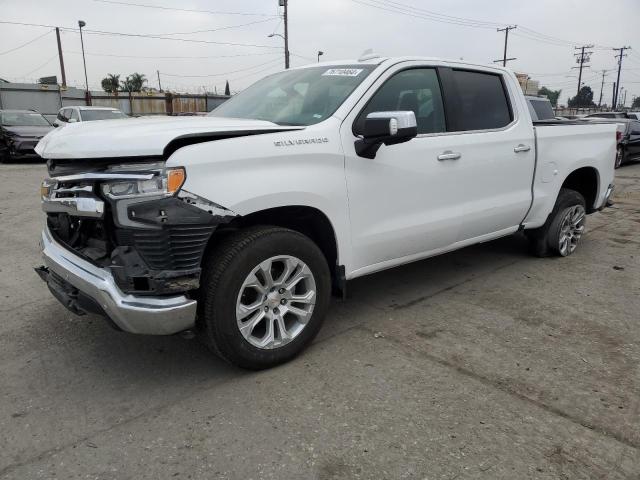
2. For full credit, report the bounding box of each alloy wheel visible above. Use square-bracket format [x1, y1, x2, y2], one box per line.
[558, 205, 586, 256]
[235, 255, 316, 350]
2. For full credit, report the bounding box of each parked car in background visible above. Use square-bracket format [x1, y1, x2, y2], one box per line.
[627, 112, 640, 120]
[53, 106, 128, 127]
[584, 117, 640, 167]
[0, 109, 53, 162]
[525, 95, 556, 121]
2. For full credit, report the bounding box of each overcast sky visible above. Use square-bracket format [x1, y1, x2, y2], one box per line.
[2, 0, 640, 106]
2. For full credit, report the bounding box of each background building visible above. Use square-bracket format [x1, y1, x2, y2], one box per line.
[515, 73, 540, 96]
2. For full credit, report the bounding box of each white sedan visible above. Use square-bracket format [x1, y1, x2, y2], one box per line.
[53, 106, 127, 127]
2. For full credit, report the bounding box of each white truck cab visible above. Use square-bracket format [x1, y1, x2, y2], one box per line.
[36, 56, 616, 369]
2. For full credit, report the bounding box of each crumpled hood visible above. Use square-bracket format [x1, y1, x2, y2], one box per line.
[35, 116, 299, 159]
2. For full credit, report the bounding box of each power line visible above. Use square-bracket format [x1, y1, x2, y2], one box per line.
[368, 0, 502, 27]
[92, 0, 279, 17]
[0, 20, 281, 49]
[350, 0, 496, 29]
[0, 29, 52, 55]
[351, 0, 615, 49]
[160, 58, 283, 78]
[149, 18, 276, 36]
[20, 54, 58, 77]
[72, 27, 282, 49]
[227, 60, 283, 81]
[67, 51, 279, 60]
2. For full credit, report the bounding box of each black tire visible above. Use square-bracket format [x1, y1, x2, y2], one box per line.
[615, 146, 624, 169]
[199, 226, 331, 370]
[526, 188, 586, 258]
[0, 147, 9, 164]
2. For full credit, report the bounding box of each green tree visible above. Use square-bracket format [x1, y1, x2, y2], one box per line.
[120, 73, 147, 92]
[632, 96, 640, 109]
[101, 74, 120, 93]
[568, 86, 595, 108]
[538, 87, 561, 107]
[224, 80, 231, 96]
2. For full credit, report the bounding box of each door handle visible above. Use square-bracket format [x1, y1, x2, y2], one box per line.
[437, 151, 461, 161]
[514, 144, 531, 153]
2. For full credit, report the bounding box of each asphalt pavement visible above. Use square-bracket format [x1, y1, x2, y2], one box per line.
[1, 161, 639, 479]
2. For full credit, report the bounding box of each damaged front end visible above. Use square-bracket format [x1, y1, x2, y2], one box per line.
[40, 159, 236, 304]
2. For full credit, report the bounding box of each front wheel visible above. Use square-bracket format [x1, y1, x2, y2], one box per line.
[0, 147, 10, 164]
[199, 226, 331, 369]
[527, 188, 586, 257]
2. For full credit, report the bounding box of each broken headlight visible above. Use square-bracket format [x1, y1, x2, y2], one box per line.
[101, 167, 185, 199]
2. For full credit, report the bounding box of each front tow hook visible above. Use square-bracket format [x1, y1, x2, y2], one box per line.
[34, 265, 49, 282]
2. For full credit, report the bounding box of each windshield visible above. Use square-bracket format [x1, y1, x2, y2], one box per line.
[209, 65, 376, 126]
[1, 112, 51, 127]
[80, 110, 128, 121]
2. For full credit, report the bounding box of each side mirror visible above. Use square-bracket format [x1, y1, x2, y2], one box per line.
[355, 111, 418, 159]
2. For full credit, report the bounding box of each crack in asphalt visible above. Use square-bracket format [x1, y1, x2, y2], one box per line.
[359, 325, 640, 453]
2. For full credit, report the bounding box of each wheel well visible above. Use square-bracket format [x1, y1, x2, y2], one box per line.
[205, 205, 341, 287]
[561, 167, 599, 213]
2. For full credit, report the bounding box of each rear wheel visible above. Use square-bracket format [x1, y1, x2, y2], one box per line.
[527, 188, 586, 257]
[199, 226, 331, 369]
[615, 146, 624, 169]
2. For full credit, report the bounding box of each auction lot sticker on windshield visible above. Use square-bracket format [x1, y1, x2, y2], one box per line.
[322, 68, 363, 77]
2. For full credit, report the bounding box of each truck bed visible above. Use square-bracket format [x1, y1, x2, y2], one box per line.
[523, 122, 617, 227]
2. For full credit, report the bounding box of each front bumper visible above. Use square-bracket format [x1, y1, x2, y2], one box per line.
[37, 227, 197, 335]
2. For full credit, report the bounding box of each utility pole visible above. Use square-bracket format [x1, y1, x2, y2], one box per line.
[598, 70, 607, 108]
[55, 27, 67, 88]
[493, 25, 517, 66]
[78, 20, 91, 105]
[612, 46, 631, 110]
[157, 70, 162, 92]
[279, 0, 290, 69]
[572, 45, 593, 111]
[622, 88, 627, 108]
[612, 82, 616, 109]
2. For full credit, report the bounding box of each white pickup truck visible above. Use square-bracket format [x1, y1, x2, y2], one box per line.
[35, 55, 616, 369]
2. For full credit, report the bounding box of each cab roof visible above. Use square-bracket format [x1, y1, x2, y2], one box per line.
[297, 55, 511, 75]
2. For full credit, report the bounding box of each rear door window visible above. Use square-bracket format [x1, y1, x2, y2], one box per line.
[448, 70, 513, 131]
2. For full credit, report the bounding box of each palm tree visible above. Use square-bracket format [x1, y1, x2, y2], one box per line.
[124, 73, 147, 92]
[101, 74, 120, 94]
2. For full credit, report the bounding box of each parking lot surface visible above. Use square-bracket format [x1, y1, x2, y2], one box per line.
[1, 162, 639, 479]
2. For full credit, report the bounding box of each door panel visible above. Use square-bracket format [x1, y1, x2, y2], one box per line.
[343, 66, 461, 271]
[341, 63, 535, 274]
[441, 68, 535, 241]
[343, 135, 464, 270]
